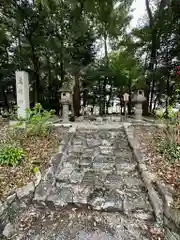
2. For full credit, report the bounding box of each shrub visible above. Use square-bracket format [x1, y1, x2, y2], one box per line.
[157, 139, 180, 162]
[12, 103, 56, 137]
[0, 144, 25, 166]
[156, 105, 180, 162]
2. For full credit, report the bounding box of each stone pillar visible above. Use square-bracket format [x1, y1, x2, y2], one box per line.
[62, 102, 69, 123]
[16, 71, 30, 119]
[132, 90, 146, 121]
[135, 103, 143, 120]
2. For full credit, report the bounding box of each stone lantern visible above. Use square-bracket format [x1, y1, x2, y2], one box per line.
[58, 84, 72, 123]
[132, 89, 146, 121]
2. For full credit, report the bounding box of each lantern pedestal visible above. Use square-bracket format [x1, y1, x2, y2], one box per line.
[132, 90, 146, 121]
[58, 83, 72, 123]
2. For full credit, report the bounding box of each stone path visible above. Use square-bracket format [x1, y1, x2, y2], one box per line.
[4, 126, 156, 239]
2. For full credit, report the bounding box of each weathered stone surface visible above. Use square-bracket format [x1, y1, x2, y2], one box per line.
[55, 163, 74, 182]
[123, 191, 152, 212]
[79, 156, 92, 168]
[6, 194, 16, 205]
[5, 125, 160, 239]
[8, 200, 26, 222]
[33, 181, 52, 203]
[3, 222, 15, 238]
[73, 185, 92, 205]
[165, 229, 180, 240]
[0, 201, 7, 216]
[86, 139, 100, 147]
[116, 161, 136, 174]
[70, 170, 84, 183]
[93, 156, 115, 172]
[105, 174, 123, 188]
[16, 182, 35, 200]
[47, 187, 73, 207]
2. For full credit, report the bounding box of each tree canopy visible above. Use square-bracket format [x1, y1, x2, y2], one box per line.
[0, 0, 180, 116]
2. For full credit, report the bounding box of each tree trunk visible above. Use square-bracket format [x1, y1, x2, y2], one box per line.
[73, 73, 81, 117]
[102, 31, 108, 115]
[30, 40, 40, 103]
[127, 72, 132, 114]
[144, 0, 168, 115]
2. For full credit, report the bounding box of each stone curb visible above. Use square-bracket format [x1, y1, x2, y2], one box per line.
[123, 123, 163, 223]
[123, 123, 180, 239]
[0, 125, 76, 239]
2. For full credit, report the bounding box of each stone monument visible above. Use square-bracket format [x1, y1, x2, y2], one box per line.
[59, 83, 72, 123]
[123, 93, 129, 121]
[15, 71, 30, 119]
[132, 89, 146, 121]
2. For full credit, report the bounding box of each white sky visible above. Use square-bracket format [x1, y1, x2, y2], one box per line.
[130, 0, 146, 28]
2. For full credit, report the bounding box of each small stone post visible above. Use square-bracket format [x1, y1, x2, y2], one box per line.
[123, 93, 129, 121]
[132, 90, 146, 121]
[59, 84, 71, 123]
[15, 71, 30, 119]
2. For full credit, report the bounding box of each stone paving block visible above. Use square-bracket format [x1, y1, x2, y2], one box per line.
[115, 161, 136, 174]
[81, 149, 95, 157]
[105, 174, 123, 188]
[47, 187, 73, 207]
[123, 176, 144, 189]
[55, 163, 74, 182]
[79, 156, 92, 168]
[70, 170, 84, 184]
[72, 185, 93, 205]
[68, 145, 84, 154]
[123, 190, 152, 212]
[82, 170, 106, 188]
[34, 181, 52, 202]
[93, 156, 115, 171]
[103, 190, 123, 211]
[86, 139, 101, 147]
[114, 149, 133, 159]
[99, 146, 115, 155]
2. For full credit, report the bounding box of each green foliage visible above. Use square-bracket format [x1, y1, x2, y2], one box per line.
[12, 103, 56, 137]
[156, 105, 180, 162]
[33, 166, 39, 174]
[24, 103, 55, 137]
[157, 137, 180, 162]
[0, 144, 25, 166]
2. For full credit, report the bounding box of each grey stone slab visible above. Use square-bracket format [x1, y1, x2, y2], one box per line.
[82, 171, 95, 185]
[82, 171, 106, 188]
[81, 149, 95, 157]
[0, 201, 7, 216]
[66, 155, 79, 165]
[55, 163, 74, 182]
[105, 174, 123, 188]
[89, 197, 105, 210]
[93, 156, 115, 171]
[70, 170, 84, 184]
[68, 145, 84, 154]
[123, 176, 144, 188]
[16, 182, 35, 201]
[72, 185, 93, 205]
[114, 150, 133, 159]
[86, 139, 101, 147]
[79, 156, 92, 168]
[34, 181, 52, 202]
[7, 200, 26, 222]
[47, 187, 73, 207]
[99, 146, 115, 155]
[103, 190, 123, 211]
[123, 191, 152, 212]
[116, 161, 136, 174]
[3, 222, 15, 238]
